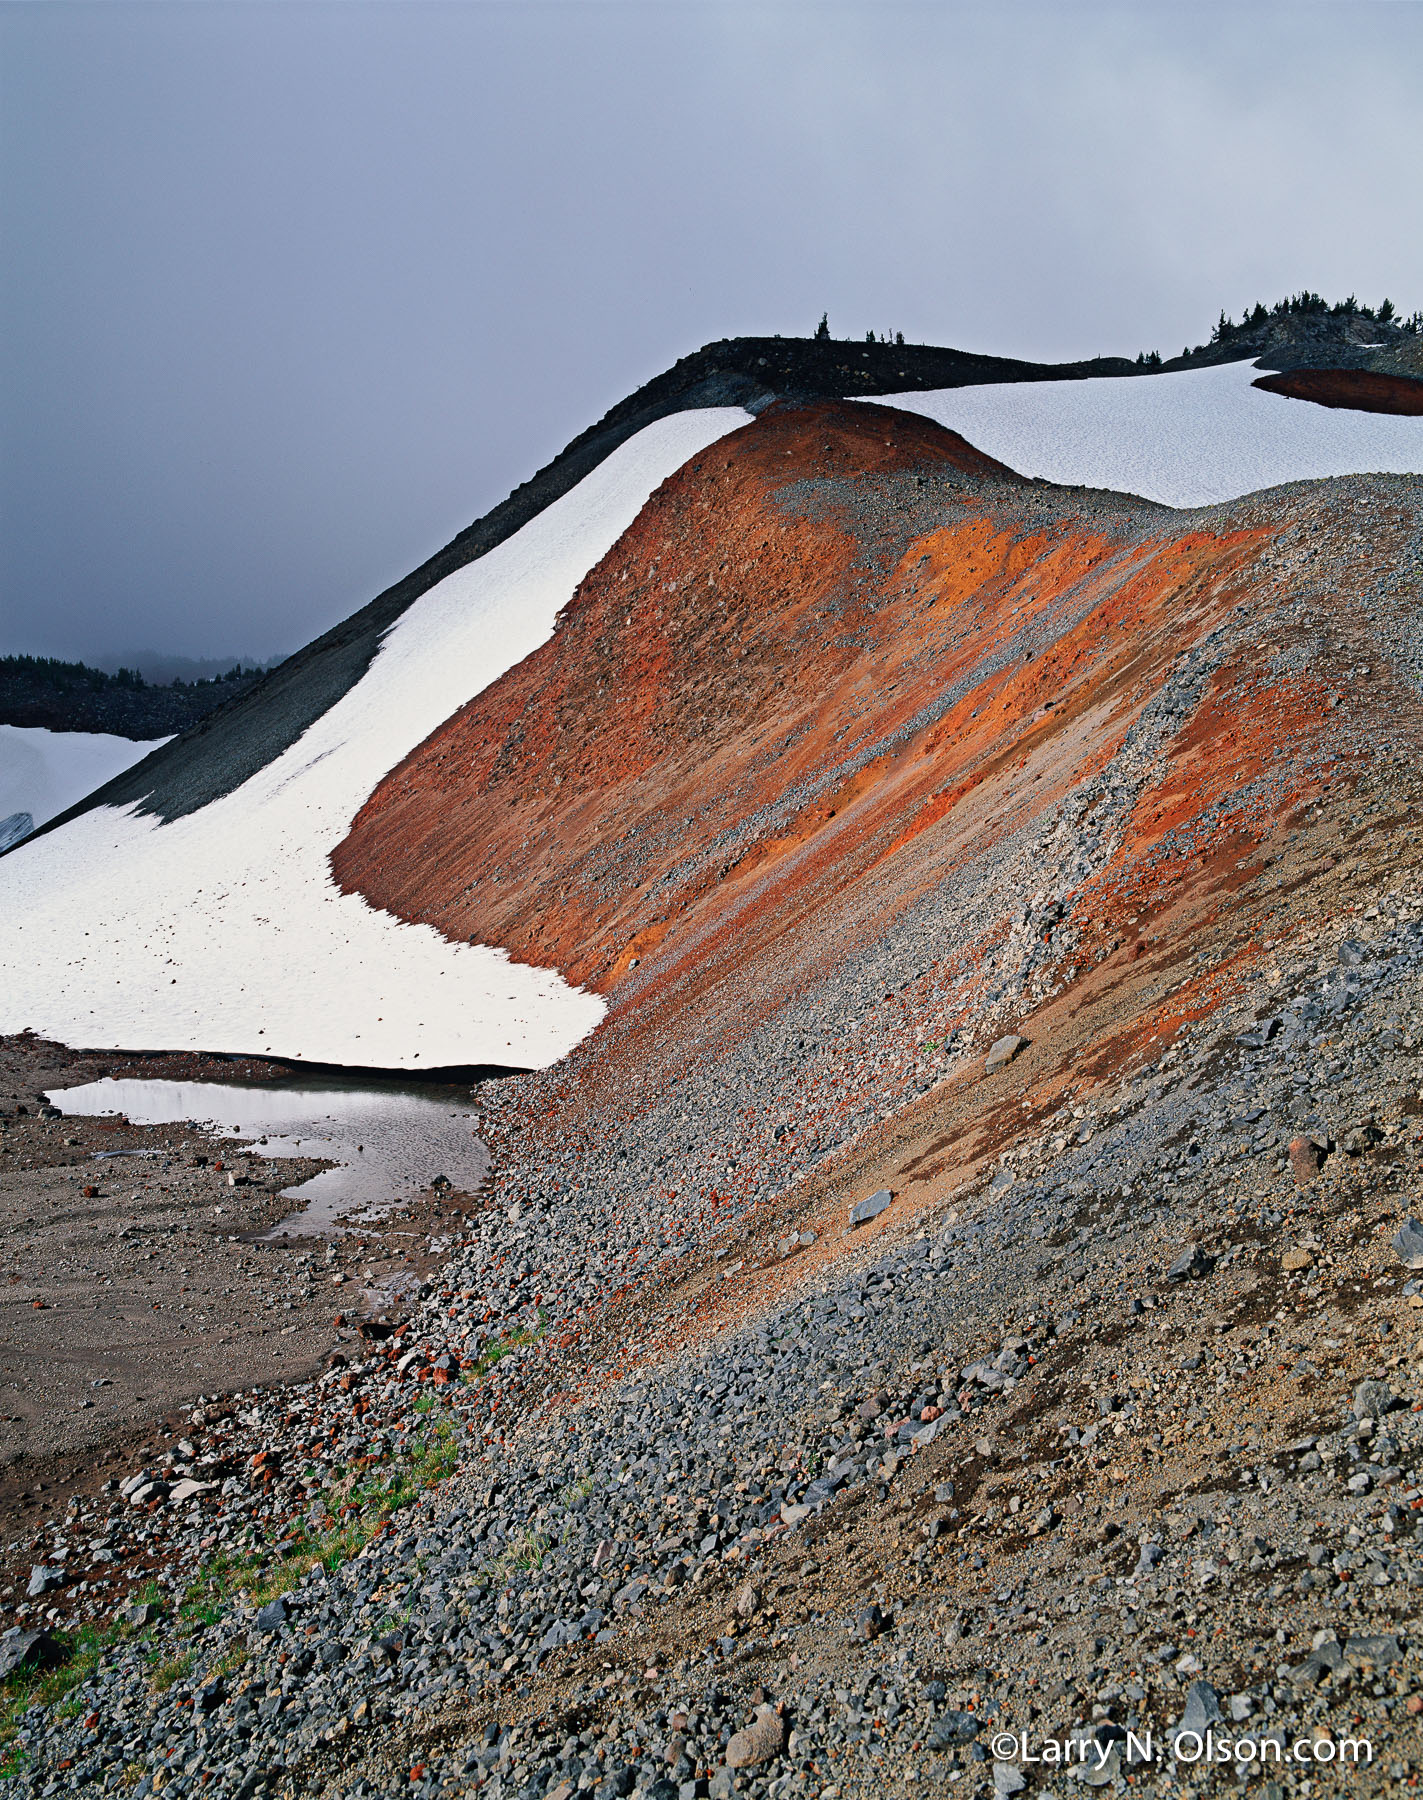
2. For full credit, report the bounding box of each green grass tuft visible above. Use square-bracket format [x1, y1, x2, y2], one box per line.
[0, 1621, 115, 1758]
[150, 1648, 196, 1693]
[0, 1352, 501, 1754]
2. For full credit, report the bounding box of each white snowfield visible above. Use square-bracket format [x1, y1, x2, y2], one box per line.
[877, 358, 1423, 507]
[0, 725, 169, 834]
[0, 407, 751, 1069]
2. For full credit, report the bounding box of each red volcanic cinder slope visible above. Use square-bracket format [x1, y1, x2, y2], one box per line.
[334, 401, 1017, 983]
[333, 397, 1423, 1146]
[1253, 367, 1423, 416]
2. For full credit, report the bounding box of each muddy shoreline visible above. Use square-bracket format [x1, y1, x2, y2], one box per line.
[0, 1034, 484, 1558]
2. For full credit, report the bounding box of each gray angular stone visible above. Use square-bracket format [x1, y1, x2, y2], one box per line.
[1352, 1378, 1400, 1421]
[803, 1465, 850, 1509]
[1292, 1639, 1344, 1686]
[849, 1189, 892, 1228]
[1166, 1243, 1214, 1281]
[167, 1477, 216, 1506]
[1345, 1633, 1401, 1669]
[254, 1596, 289, 1635]
[1392, 1218, 1423, 1269]
[1177, 1680, 1222, 1737]
[926, 1709, 980, 1749]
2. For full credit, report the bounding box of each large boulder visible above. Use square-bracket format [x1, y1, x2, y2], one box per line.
[724, 1704, 785, 1769]
[985, 1034, 1028, 1074]
[0, 1630, 66, 1679]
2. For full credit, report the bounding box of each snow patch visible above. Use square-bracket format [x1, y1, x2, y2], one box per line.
[0, 407, 750, 1069]
[0, 725, 169, 835]
[875, 359, 1423, 507]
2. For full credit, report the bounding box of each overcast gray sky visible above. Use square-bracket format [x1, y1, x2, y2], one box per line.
[4, 0, 1422, 669]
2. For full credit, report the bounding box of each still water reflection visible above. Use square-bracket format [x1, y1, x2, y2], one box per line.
[48, 1076, 488, 1236]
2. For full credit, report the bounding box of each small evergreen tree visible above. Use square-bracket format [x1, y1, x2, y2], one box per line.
[814, 313, 830, 341]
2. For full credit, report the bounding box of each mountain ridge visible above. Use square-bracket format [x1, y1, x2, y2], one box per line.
[26, 300, 1420, 837]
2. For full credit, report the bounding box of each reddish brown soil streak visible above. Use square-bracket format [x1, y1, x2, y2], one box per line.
[1253, 367, 1423, 415]
[334, 402, 1291, 1091]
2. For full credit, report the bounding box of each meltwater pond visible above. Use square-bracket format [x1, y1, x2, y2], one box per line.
[47, 1076, 488, 1236]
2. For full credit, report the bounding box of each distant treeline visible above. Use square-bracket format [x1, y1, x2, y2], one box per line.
[0, 654, 267, 739]
[1169, 291, 1420, 367]
[1211, 291, 1422, 343]
[814, 291, 1423, 369]
[1, 654, 263, 692]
